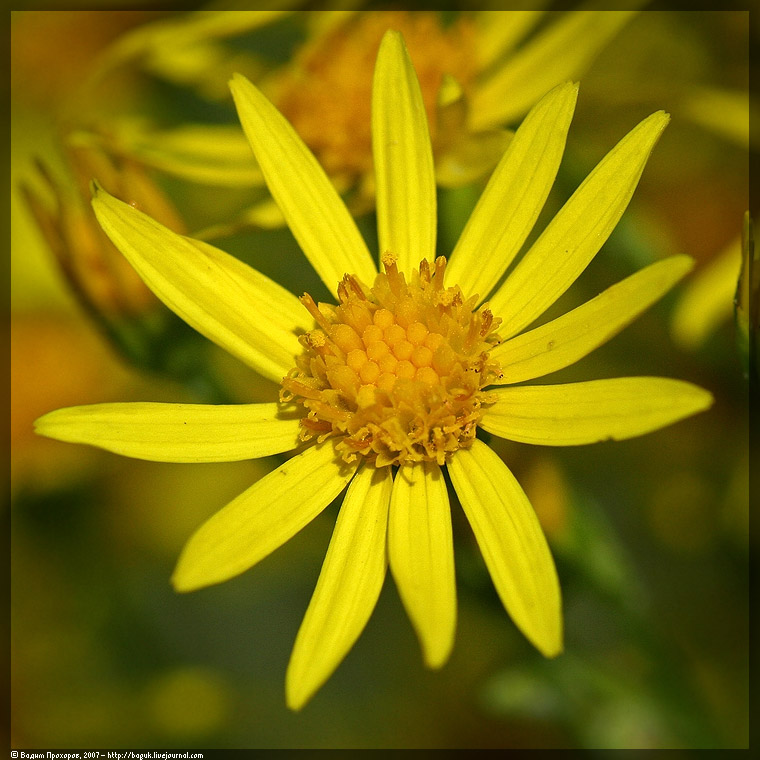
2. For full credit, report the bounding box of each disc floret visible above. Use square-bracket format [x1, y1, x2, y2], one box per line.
[281, 255, 503, 466]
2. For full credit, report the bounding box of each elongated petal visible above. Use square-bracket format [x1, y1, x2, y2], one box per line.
[113, 123, 265, 187]
[435, 128, 514, 189]
[492, 255, 694, 384]
[372, 30, 436, 273]
[172, 443, 357, 591]
[388, 463, 456, 668]
[448, 440, 561, 657]
[286, 465, 392, 711]
[34, 402, 301, 463]
[91, 184, 308, 383]
[229, 73, 376, 296]
[682, 87, 752, 150]
[475, 10, 545, 72]
[470, 10, 637, 129]
[446, 82, 578, 302]
[96, 10, 292, 76]
[489, 111, 670, 339]
[480, 377, 713, 446]
[672, 238, 741, 349]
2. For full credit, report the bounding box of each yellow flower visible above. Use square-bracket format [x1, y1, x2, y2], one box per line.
[35, 31, 712, 710]
[80, 9, 637, 231]
[268, 9, 637, 188]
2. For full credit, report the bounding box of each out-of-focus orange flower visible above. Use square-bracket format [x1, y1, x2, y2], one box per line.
[21, 142, 185, 324]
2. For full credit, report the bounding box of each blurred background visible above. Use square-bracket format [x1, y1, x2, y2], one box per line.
[10, 3, 752, 749]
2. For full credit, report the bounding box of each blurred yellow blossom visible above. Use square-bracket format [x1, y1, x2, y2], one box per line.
[77, 8, 637, 232]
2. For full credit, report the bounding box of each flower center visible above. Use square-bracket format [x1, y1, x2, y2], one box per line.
[271, 11, 477, 178]
[280, 255, 503, 467]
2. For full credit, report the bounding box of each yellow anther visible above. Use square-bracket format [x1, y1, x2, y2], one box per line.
[373, 308, 395, 329]
[415, 366, 439, 386]
[393, 340, 414, 361]
[346, 348, 368, 372]
[411, 345, 433, 368]
[396, 360, 416, 380]
[424, 332, 444, 352]
[281, 255, 503, 467]
[384, 324, 407, 346]
[367, 340, 390, 362]
[332, 323, 363, 353]
[359, 360, 380, 384]
[362, 324, 383, 346]
[378, 353, 398, 374]
[407, 321, 428, 345]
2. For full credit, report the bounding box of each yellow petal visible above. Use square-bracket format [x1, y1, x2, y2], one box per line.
[470, 10, 637, 129]
[112, 122, 265, 187]
[435, 128, 514, 189]
[172, 443, 357, 592]
[229, 73, 376, 296]
[681, 87, 752, 149]
[98, 10, 292, 72]
[388, 463, 456, 669]
[489, 111, 670, 339]
[286, 465, 392, 711]
[492, 255, 694, 384]
[446, 82, 578, 302]
[480, 377, 713, 445]
[91, 184, 307, 384]
[372, 30, 436, 273]
[474, 10, 546, 72]
[448, 440, 561, 657]
[34, 402, 301, 463]
[671, 237, 742, 349]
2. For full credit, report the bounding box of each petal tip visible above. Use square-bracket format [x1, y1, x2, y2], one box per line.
[422, 650, 452, 670]
[285, 671, 312, 712]
[170, 561, 204, 594]
[380, 28, 403, 45]
[665, 254, 697, 282]
[229, 71, 250, 91]
[543, 642, 563, 659]
[32, 408, 65, 439]
[652, 110, 671, 129]
[377, 28, 407, 64]
[678, 253, 696, 271]
[696, 387, 715, 411]
[534, 626, 563, 659]
[420, 632, 455, 670]
[169, 575, 193, 594]
[32, 414, 49, 437]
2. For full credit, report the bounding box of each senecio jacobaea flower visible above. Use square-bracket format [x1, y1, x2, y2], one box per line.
[36, 31, 712, 710]
[268, 9, 637, 189]
[87, 9, 636, 229]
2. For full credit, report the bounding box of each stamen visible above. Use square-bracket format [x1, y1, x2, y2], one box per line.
[281, 255, 503, 467]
